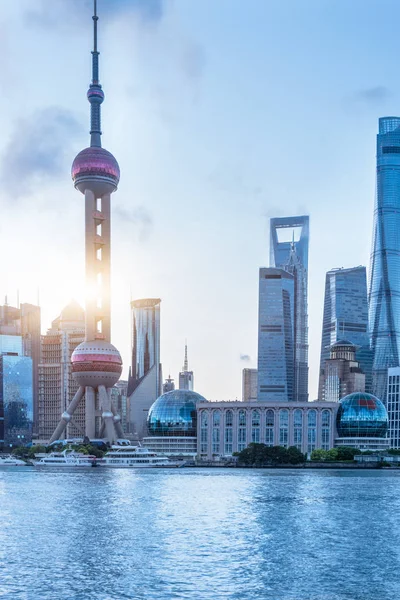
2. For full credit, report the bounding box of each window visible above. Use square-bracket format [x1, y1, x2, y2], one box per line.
[238, 409, 247, 451]
[200, 411, 208, 454]
[321, 410, 331, 450]
[293, 409, 303, 450]
[212, 411, 221, 455]
[225, 410, 233, 454]
[265, 409, 274, 446]
[279, 409, 289, 447]
[251, 410, 260, 443]
[307, 409, 317, 453]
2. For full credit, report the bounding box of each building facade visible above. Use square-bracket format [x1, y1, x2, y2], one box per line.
[257, 268, 295, 401]
[369, 117, 400, 401]
[242, 368, 258, 402]
[0, 334, 33, 449]
[387, 367, 400, 448]
[319, 266, 372, 397]
[319, 340, 366, 402]
[270, 216, 309, 402]
[197, 401, 337, 459]
[128, 298, 162, 439]
[0, 303, 41, 433]
[38, 302, 85, 440]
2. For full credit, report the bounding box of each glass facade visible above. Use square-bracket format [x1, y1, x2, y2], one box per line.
[279, 409, 289, 447]
[293, 409, 303, 450]
[369, 117, 400, 400]
[265, 409, 274, 446]
[319, 267, 372, 396]
[128, 298, 161, 397]
[225, 410, 233, 454]
[0, 354, 33, 448]
[212, 411, 221, 455]
[258, 268, 295, 401]
[336, 392, 388, 438]
[238, 409, 247, 451]
[307, 409, 317, 453]
[270, 216, 309, 402]
[147, 390, 207, 437]
[321, 409, 331, 450]
[251, 410, 261, 443]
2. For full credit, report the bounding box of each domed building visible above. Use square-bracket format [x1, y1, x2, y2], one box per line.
[142, 390, 207, 457]
[335, 392, 390, 451]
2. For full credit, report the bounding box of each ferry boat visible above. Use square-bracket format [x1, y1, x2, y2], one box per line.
[98, 446, 175, 468]
[33, 450, 97, 469]
[0, 455, 27, 467]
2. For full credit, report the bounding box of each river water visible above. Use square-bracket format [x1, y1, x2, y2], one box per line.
[0, 467, 399, 600]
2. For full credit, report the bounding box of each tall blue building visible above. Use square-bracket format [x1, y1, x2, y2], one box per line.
[318, 266, 372, 398]
[270, 216, 309, 402]
[0, 335, 33, 449]
[369, 117, 400, 401]
[257, 268, 295, 401]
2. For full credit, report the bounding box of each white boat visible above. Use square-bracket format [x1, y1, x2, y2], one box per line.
[33, 450, 97, 468]
[0, 455, 27, 467]
[98, 446, 176, 468]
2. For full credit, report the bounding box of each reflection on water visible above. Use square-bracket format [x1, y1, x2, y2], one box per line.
[0, 468, 400, 599]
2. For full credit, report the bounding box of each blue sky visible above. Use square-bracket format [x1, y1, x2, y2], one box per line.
[0, 0, 398, 400]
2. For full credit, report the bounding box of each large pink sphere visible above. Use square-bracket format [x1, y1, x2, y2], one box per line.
[71, 340, 122, 389]
[71, 147, 120, 196]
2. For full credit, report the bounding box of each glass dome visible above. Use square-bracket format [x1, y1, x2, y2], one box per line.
[336, 392, 388, 438]
[147, 390, 207, 437]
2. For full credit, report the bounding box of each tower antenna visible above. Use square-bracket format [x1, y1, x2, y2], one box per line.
[183, 340, 188, 372]
[89, 0, 103, 147]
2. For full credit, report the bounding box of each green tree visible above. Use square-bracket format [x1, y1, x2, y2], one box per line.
[310, 449, 328, 461]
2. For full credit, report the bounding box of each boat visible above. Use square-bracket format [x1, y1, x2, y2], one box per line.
[98, 445, 176, 468]
[0, 455, 27, 467]
[33, 450, 98, 468]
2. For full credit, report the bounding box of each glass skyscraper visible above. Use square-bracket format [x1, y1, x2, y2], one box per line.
[270, 216, 309, 402]
[257, 267, 295, 401]
[318, 266, 372, 398]
[0, 341, 33, 449]
[369, 117, 400, 401]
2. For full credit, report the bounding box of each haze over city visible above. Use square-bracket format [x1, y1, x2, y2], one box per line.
[0, 0, 397, 400]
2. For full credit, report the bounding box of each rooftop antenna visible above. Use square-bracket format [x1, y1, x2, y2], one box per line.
[183, 340, 188, 372]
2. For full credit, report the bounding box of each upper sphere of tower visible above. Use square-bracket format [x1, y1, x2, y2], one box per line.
[71, 146, 120, 196]
[71, 340, 122, 389]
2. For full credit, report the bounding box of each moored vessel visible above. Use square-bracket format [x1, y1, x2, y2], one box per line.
[98, 446, 176, 468]
[33, 450, 98, 468]
[0, 455, 27, 467]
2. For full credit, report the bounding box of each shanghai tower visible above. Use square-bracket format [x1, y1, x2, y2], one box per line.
[369, 117, 400, 401]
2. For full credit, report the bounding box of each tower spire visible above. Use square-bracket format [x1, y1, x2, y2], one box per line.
[88, 0, 104, 148]
[183, 341, 188, 372]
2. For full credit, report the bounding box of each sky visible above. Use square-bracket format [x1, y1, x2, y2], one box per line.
[0, 0, 399, 400]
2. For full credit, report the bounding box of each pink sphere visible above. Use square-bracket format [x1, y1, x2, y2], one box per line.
[71, 147, 120, 196]
[71, 340, 122, 389]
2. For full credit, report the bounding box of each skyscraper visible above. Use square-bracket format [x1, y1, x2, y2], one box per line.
[319, 340, 366, 402]
[318, 266, 372, 398]
[257, 267, 295, 401]
[179, 343, 194, 391]
[0, 335, 33, 449]
[242, 368, 257, 402]
[38, 302, 85, 441]
[0, 302, 41, 433]
[50, 2, 124, 444]
[270, 216, 309, 402]
[128, 298, 162, 439]
[369, 117, 400, 401]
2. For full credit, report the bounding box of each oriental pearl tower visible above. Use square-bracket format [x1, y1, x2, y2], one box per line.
[50, 0, 124, 445]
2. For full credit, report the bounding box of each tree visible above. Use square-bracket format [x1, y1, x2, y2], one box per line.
[311, 449, 328, 461]
[236, 443, 305, 466]
[335, 446, 361, 461]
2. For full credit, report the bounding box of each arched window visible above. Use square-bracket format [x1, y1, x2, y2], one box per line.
[200, 411, 208, 454]
[212, 411, 221, 455]
[307, 409, 317, 453]
[279, 409, 289, 447]
[224, 410, 233, 455]
[238, 409, 247, 451]
[293, 409, 303, 450]
[251, 410, 261, 443]
[321, 410, 331, 450]
[265, 409, 275, 446]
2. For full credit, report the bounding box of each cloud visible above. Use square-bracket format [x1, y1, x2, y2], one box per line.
[240, 354, 251, 361]
[114, 205, 153, 242]
[27, 0, 165, 29]
[354, 86, 391, 105]
[0, 107, 83, 197]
